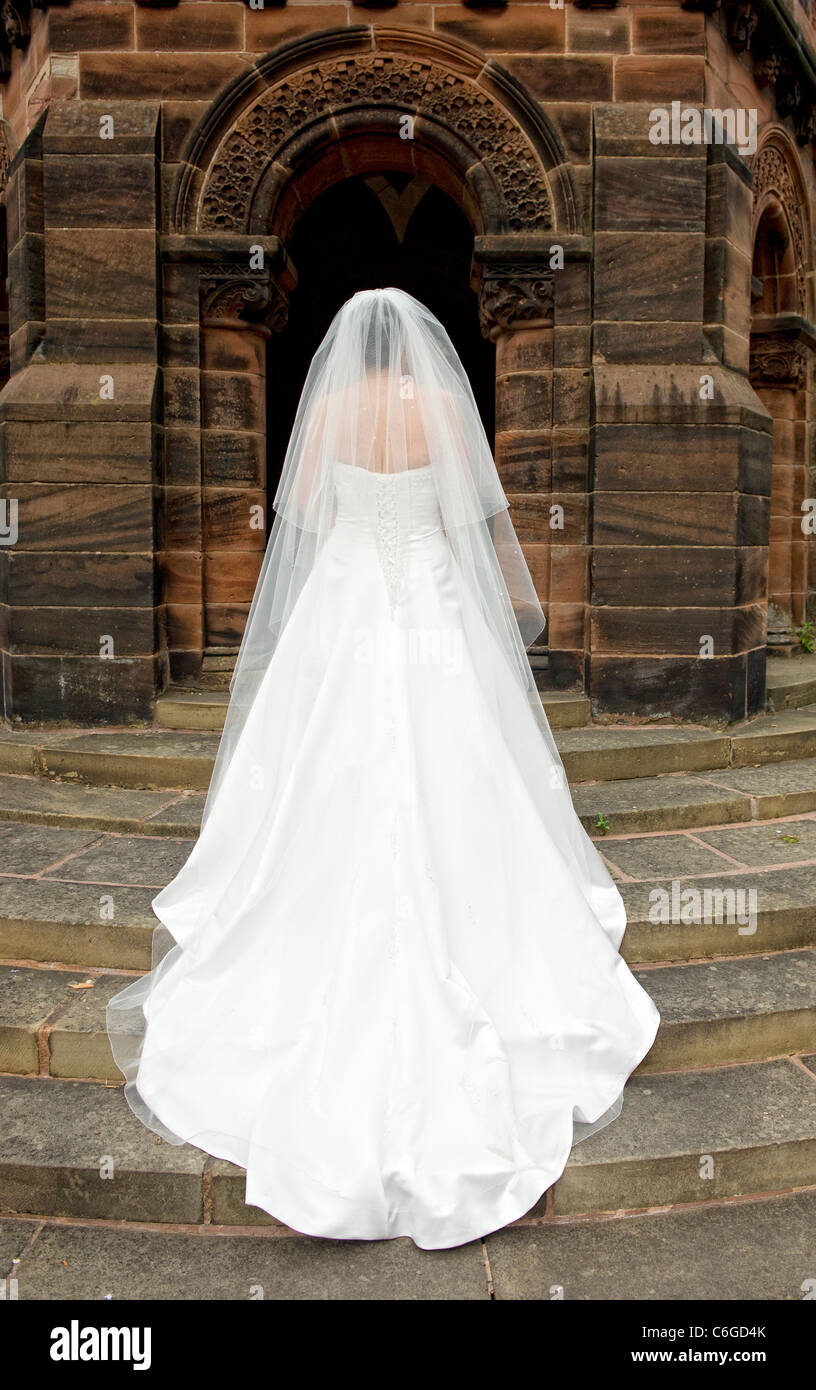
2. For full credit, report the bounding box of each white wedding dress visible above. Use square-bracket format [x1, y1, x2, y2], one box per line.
[109, 458, 659, 1249]
[108, 289, 659, 1250]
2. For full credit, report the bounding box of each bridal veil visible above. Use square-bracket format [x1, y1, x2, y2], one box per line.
[212, 286, 559, 809]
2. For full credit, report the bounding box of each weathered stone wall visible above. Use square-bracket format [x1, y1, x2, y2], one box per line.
[0, 1, 813, 724]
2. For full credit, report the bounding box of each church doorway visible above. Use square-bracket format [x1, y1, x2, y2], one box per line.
[265, 171, 495, 518]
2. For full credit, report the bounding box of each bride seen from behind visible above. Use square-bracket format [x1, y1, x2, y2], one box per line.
[107, 287, 659, 1250]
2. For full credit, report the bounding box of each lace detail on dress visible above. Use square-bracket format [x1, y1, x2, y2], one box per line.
[332, 463, 442, 613]
[374, 473, 403, 612]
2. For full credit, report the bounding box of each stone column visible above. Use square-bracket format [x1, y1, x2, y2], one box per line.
[159, 234, 294, 681]
[200, 270, 283, 653]
[474, 234, 591, 690]
[1, 101, 161, 724]
[749, 314, 815, 651]
[589, 114, 772, 721]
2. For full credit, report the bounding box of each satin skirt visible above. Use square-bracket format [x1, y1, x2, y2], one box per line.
[107, 519, 659, 1250]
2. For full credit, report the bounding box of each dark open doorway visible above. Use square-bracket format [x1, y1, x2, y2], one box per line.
[265, 173, 494, 518]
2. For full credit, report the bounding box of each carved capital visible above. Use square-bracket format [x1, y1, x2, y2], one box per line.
[477, 263, 555, 341]
[750, 330, 808, 389]
[200, 266, 289, 330]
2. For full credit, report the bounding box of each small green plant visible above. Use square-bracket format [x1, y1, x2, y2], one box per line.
[595, 813, 610, 836]
[796, 619, 815, 653]
[780, 835, 800, 844]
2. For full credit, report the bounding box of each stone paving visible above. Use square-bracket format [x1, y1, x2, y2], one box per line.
[1, 1191, 813, 1300]
[0, 712, 815, 1298]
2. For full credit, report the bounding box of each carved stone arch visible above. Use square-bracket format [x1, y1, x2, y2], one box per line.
[160, 26, 581, 683]
[171, 26, 576, 240]
[751, 128, 812, 317]
[749, 129, 816, 651]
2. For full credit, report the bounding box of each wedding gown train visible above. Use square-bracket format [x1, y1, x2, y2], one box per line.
[107, 459, 660, 1249]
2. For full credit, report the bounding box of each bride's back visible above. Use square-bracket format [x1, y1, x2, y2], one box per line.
[332, 367, 437, 474]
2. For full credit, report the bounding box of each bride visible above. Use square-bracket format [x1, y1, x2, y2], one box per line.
[107, 287, 659, 1250]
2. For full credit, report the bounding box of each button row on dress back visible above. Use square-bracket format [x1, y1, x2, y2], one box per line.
[374, 475, 401, 610]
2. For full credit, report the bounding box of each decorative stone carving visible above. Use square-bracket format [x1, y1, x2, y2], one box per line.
[676, 1, 816, 160]
[749, 332, 808, 389]
[200, 266, 288, 329]
[754, 49, 781, 89]
[795, 105, 816, 146]
[2, 1, 27, 46]
[477, 265, 555, 341]
[775, 70, 802, 118]
[727, 1, 759, 51]
[0, 120, 13, 190]
[752, 144, 807, 312]
[0, 0, 29, 77]
[199, 53, 552, 235]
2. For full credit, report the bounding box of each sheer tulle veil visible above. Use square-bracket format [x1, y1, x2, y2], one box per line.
[209, 286, 563, 817]
[196, 286, 620, 968]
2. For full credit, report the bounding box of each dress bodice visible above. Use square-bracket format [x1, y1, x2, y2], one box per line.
[332, 461, 442, 536]
[331, 462, 443, 608]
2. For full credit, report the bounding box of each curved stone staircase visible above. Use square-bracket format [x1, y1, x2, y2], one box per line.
[1, 676, 815, 1298]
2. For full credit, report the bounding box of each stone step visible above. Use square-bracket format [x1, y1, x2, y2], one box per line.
[1, 951, 813, 1084]
[3, 1188, 813, 1300]
[574, 758, 816, 834]
[0, 1073, 208, 1225]
[0, 728, 218, 791]
[5, 862, 813, 971]
[550, 1056, 816, 1218]
[0, 877, 158, 970]
[485, 1189, 816, 1301]
[633, 950, 816, 1071]
[561, 706, 816, 782]
[0, 964, 131, 1081]
[157, 685, 594, 732]
[618, 864, 816, 963]
[2, 1059, 813, 1224]
[766, 652, 816, 711]
[2, 812, 816, 970]
[0, 773, 203, 835]
[154, 689, 233, 732]
[6, 704, 816, 793]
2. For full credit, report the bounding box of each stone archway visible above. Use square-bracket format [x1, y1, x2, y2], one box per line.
[159, 26, 585, 685]
[750, 133, 816, 653]
[264, 172, 496, 540]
